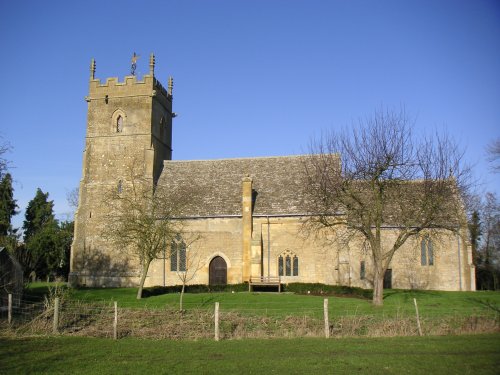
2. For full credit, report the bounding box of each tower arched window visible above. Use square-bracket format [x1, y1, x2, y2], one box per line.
[116, 115, 123, 133]
[117, 180, 123, 194]
[160, 116, 165, 140]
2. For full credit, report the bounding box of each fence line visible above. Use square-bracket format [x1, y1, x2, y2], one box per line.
[2, 293, 499, 341]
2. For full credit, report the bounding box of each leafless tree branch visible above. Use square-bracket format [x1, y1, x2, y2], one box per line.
[487, 137, 500, 173]
[303, 107, 472, 305]
[101, 159, 201, 299]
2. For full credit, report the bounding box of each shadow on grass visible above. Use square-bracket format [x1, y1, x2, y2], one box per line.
[383, 289, 441, 301]
[141, 284, 249, 298]
[467, 297, 500, 313]
[140, 283, 375, 300]
[284, 283, 373, 300]
[23, 282, 69, 302]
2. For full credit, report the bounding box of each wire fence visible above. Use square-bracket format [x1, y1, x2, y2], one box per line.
[1, 292, 499, 340]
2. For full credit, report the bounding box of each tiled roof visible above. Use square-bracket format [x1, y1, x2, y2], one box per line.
[157, 155, 317, 217]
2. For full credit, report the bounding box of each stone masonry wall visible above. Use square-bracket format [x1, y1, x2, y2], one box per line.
[70, 70, 173, 287]
[145, 216, 474, 291]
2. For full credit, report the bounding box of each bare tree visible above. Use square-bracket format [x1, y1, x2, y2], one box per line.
[304, 108, 471, 306]
[102, 163, 197, 299]
[66, 187, 79, 212]
[476, 192, 500, 290]
[172, 234, 203, 311]
[0, 137, 11, 178]
[487, 137, 500, 173]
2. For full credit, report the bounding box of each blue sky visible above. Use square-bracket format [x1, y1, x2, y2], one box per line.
[1, 0, 499, 230]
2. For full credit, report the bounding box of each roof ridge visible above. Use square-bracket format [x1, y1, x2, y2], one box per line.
[164, 154, 308, 164]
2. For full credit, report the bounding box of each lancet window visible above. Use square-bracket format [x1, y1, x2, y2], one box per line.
[278, 250, 298, 277]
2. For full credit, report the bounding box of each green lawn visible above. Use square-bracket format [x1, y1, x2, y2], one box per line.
[1, 334, 499, 374]
[25, 283, 500, 319]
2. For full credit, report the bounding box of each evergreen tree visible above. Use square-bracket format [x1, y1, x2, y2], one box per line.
[22, 188, 67, 279]
[0, 173, 17, 236]
[23, 188, 55, 243]
[57, 220, 74, 277]
[468, 210, 482, 266]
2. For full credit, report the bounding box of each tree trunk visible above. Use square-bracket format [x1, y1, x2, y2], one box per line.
[136, 259, 152, 300]
[372, 266, 385, 306]
[180, 282, 186, 312]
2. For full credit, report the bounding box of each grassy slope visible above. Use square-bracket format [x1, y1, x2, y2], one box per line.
[1, 334, 499, 374]
[25, 283, 500, 319]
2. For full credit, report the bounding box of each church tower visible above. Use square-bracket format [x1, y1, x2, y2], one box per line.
[69, 54, 174, 287]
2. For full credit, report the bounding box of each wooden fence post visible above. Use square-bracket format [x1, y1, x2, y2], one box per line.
[113, 301, 118, 340]
[53, 297, 60, 334]
[214, 302, 220, 341]
[324, 298, 330, 338]
[8, 294, 12, 325]
[413, 298, 423, 336]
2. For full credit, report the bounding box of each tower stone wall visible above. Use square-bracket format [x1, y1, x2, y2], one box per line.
[69, 55, 174, 287]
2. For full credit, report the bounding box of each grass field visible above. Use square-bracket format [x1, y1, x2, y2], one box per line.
[25, 282, 500, 319]
[1, 334, 499, 374]
[12, 283, 497, 340]
[4, 285, 499, 372]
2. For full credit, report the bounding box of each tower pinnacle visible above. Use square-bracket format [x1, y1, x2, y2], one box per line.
[168, 76, 174, 96]
[90, 58, 96, 80]
[149, 53, 155, 76]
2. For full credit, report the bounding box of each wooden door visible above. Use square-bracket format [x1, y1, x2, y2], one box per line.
[209, 256, 227, 285]
[383, 269, 392, 289]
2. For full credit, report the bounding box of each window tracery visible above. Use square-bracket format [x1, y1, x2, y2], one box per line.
[278, 250, 298, 277]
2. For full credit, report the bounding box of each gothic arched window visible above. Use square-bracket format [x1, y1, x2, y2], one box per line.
[293, 256, 299, 276]
[170, 237, 186, 272]
[116, 115, 123, 133]
[278, 251, 298, 277]
[421, 238, 434, 266]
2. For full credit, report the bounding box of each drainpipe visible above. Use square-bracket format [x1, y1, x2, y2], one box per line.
[242, 176, 253, 281]
[267, 216, 270, 279]
[163, 243, 166, 287]
[457, 232, 462, 291]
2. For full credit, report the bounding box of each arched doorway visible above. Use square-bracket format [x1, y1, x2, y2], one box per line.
[209, 256, 227, 285]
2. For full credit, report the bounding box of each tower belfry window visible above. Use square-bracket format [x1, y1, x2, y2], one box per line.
[117, 115, 123, 133]
[160, 116, 165, 140]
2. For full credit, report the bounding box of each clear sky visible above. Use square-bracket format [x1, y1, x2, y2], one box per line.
[1, 0, 499, 230]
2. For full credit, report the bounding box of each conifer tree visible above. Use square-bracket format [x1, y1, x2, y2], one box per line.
[0, 173, 17, 237]
[468, 210, 481, 266]
[23, 188, 55, 243]
[22, 189, 60, 279]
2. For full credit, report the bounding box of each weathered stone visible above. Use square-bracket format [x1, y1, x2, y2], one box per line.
[70, 57, 475, 291]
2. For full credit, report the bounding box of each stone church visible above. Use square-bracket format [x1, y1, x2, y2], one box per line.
[69, 55, 475, 291]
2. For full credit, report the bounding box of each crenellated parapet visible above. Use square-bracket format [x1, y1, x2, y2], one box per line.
[85, 54, 172, 109]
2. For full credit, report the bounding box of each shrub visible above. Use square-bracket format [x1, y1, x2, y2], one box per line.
[283, 283, 372, 299]
[142, 283, 248, 297]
